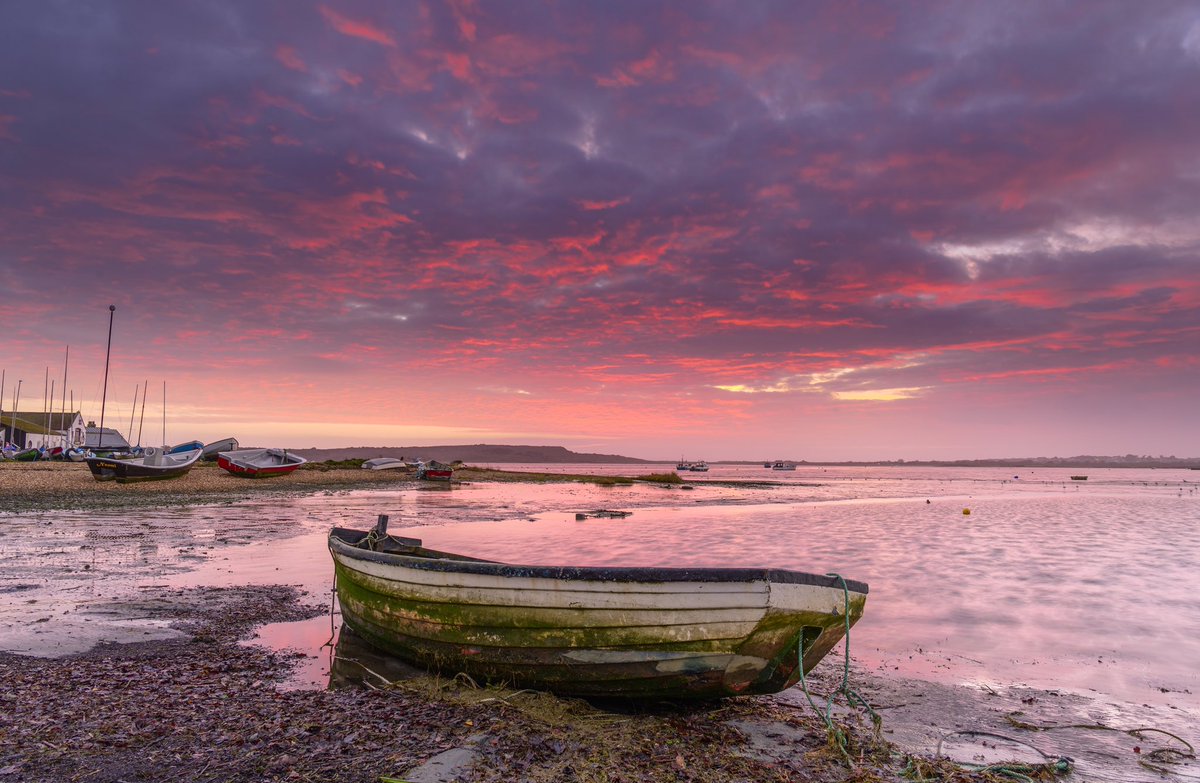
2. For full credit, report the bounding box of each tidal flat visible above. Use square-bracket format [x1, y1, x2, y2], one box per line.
[1, 461, 1196, 782]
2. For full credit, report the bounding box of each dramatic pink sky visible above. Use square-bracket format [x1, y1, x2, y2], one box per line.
[2, 2, 1199, 460]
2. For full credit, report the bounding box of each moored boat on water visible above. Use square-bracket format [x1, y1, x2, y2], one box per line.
[217, 448, 306, 478]
[772, 461, 797, 471]
[86, 446, 202, 482]
[329, 518, 868, 699]
[689, 460, 709, 472]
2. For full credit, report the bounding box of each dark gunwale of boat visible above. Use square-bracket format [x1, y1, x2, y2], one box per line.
[329, 528, 868, 594]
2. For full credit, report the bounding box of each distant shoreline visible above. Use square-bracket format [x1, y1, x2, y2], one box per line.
[286, 445, 1200, 471]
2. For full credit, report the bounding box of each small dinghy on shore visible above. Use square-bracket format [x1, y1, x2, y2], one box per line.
[217, 448, 306, 478]
[87, 446, 202, 483]
[329, 517, 868, 699]
[362, 457, 407, 471]
[200, 437, 238, 461]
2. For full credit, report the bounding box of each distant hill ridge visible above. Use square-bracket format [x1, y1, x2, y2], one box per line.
[288, 444, 652, 464]
[286, 445, 1199, 469]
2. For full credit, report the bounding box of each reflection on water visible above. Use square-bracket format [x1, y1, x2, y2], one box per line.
[328, 626, 427, 689]
[244, 616, 427, 692]
[3, 465, 1198, 778]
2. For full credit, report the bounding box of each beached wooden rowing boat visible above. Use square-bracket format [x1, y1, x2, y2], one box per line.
[86, 446, 202, 482]
[216, 448, 306, 478]
[329, 521, 868, 699]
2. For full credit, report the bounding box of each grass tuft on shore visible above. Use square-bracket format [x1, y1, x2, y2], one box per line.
[636, 472, 683, 483]
[303, 458, 367, 470]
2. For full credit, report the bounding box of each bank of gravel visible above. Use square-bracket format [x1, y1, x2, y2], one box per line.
[0, 584, 981, 783]
[0, 461, 414, 514]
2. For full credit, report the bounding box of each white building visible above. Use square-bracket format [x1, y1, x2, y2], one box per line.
[1, 411, 88, 450]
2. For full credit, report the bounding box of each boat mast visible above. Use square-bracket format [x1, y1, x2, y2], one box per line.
[128, 384, 139, 449]
[11, 380, 21, 446]
[48, 380, 54, 448]
[61, 346, 69, 450]
[42, 367, 48, 447]
[0, 369, 5, 445]
[97, 305, 116, 451]
[161, 380, 166, 448]
[136, 379, 148, 447]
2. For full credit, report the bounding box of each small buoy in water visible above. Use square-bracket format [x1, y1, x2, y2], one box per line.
[962, 508, 971, 515]
[926, 499, 931, 504]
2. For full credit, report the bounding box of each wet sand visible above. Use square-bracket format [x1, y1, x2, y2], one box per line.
[1, 462, 1193, 782]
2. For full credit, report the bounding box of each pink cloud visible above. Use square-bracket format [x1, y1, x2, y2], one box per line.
[274, 45, 307, 72]
[318, 6, 396, 47]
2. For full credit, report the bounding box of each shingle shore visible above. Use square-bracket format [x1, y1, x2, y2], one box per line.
[0, 460, 413, 512]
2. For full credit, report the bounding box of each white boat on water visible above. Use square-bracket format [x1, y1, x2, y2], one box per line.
[771, 461, 797, 471]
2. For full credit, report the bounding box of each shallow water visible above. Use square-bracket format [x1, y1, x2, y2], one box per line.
[3, 464, 1197, 780]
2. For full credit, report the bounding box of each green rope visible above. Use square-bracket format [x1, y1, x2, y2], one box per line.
[935, 730, 1073, 781]
[794, 573, 879, 766]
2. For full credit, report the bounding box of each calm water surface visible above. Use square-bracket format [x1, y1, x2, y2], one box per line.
[5, 464, 1197, 779]
[191, 465, 1199, 706]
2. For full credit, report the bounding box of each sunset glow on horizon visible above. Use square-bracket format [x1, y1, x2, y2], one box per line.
[2, 2, 1199, 461]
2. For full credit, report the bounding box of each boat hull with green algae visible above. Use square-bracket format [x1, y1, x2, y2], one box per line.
[329, 526, 868, 699]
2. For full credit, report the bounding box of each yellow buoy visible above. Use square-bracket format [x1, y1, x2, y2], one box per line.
[962, 508, 971, 515]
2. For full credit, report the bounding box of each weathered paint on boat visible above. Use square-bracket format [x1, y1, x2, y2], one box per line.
[329, 527, 867, 699]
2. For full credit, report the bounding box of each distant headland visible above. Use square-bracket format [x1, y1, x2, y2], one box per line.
[287, 445, 1200, 470]
[289, 444, 653, 464]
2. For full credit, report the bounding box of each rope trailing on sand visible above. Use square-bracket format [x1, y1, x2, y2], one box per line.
[795, 573, 879, 766]
[933, 730, 1073, 782]
[1004, 714, 1195, 776]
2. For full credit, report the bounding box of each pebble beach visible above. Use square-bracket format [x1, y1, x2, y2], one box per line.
[0, 460, 413, 513]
